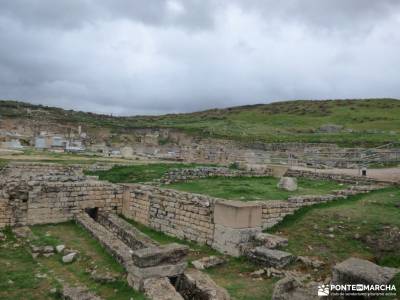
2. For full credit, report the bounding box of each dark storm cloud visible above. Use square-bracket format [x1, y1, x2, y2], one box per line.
[0, 1, 399, 115]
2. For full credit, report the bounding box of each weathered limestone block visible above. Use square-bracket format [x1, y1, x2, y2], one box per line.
[272, 276, 320, 300]
[127, 262, 187, 291]
[332, 257, 400, 286]
[247, 247, 294, 268]
[132, 243, 189, 268]
[143, 277, 184, 300]
[254, 233, 288, 249]
[277, 177, 297, 192]
[212, 224, 261, 257]
[192, 256, 226, 270]
[62, 285, 103, 300]
[214, 200, 262, 229]
[175, 269, 230, 300]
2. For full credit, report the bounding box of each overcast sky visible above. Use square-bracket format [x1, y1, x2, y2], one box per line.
[0, 1, 399, 115]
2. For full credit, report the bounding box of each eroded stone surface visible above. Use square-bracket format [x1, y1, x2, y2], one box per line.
[62, 285, 103, 300]
[272, 276, 320, 300]
[132, 243, 189, 268]
[332, 257, 400, 286]
[176, 269, 230, 300]
[143, 277, 184, 300]
[277, 177, 297, 192]
[254, 233, 288, 249]
[247, 247, 294, 268]
[192, 256, 226, 270]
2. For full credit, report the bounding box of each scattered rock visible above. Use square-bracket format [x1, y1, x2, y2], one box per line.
[43, 245, 54, 253]
[328, 227, 334, 233]
[90, 270, 118, 283]
[354, 233, 360, 239]
[332, 257, 400, 286]
[56, 244, 65, 253]
[62, 252, 77, 264]
[250, 269, 265, 278]
[49, 288, 57, 294]
[297, 256, 324, 269]
[192, 256, 226, 270]
[62, 285, 103, 300]
[319, 124, 343, 133]
[12, 226, 33, 239]
[327, 234, 335, 238]
[254, 233, 288, 249]
[0, 231, 5, 241]
[43, 253, 54, 258]
[277, 177, 298, 192]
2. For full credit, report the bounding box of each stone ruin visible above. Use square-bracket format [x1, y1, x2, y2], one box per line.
[0, 162, 396, 299]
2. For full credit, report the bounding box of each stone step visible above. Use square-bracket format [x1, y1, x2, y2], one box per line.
[247, 246, 294, 268]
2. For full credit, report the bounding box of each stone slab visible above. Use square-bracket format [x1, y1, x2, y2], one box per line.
[214, 200, 262, 229]
[332, 257, 400, 286]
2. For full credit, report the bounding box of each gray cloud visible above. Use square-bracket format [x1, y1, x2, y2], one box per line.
[0, 1, 399, 115]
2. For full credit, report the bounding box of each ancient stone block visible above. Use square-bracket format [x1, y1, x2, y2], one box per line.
[132, 243, 189, 268]
[214, 200, 262, 229]
[332, 257, 400, 286]
[247, 247, 294, 268]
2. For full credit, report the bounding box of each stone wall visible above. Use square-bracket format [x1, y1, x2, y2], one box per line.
[0, 163, 123, 228]
[121, 184, 217, 245]
[284, 169, 382, 185]
[260, 186, 380, 229]
[156, 166, 273, 184]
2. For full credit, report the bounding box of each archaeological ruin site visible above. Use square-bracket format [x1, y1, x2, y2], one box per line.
[0, 100, 400, 300]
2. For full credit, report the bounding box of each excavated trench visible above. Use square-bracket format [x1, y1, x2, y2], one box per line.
[77, 211, 228, 300]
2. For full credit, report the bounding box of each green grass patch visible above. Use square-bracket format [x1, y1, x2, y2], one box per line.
[0, 222, 147, 300]
[165, 176, 347, 200]
[268, 187, 400, 285]
[2, 99, 400, 146]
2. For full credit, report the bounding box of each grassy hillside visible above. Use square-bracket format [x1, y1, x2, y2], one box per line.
[1, 98, 399, 146]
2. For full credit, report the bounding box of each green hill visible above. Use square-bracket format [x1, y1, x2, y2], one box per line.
[1, 98, 399, 146]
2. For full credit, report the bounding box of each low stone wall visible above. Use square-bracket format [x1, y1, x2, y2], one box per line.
[121, 184, 217, 245]
[97, 213, 157, 250]
[260, 186, 380, 229]
[0, 163, 123, 228]
[156, 166, 273, 184]
[284, 169, 382, 185]
[76, 213, 188, 294]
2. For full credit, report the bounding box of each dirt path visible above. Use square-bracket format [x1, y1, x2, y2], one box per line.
[291, 166, 400, 183]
